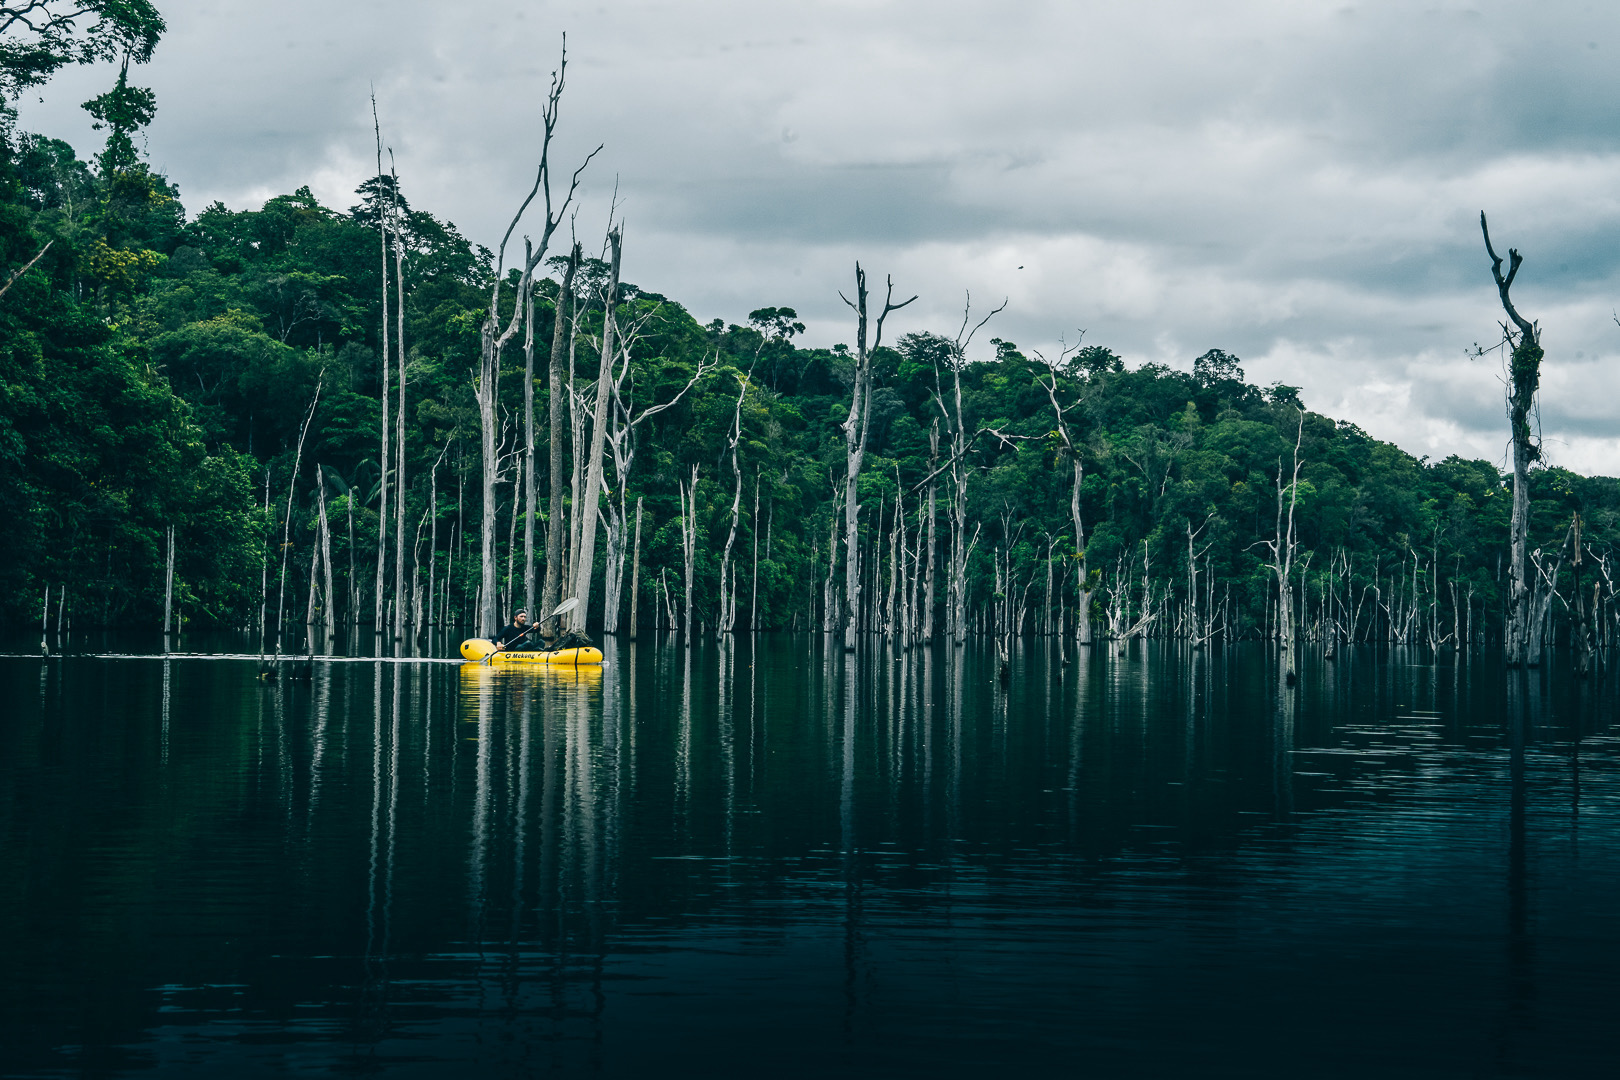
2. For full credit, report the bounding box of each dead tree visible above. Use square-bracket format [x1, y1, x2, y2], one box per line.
[568, 226, 622, 632]
[678, 464, 699, 640]
[935, 295, 1004, 645]
[1573, 513, 1592, 676]
[822, 479, 843, 633]
[838, 264, 916, 650]
[539, 244, 580, 627]
[1481, 212, 1544, 666]
[629, 497, 643, 639]
[717, 374, 748, 636]
[0, 238, 51, 302]
[923, 420, 938, 642]
[1259, 412, 1304, 679]
[476, 43, 597, 636]
[316, 465, 336, 641]
[520, 247, 539, 617]
[390, 155, 408, 641]
[370, 95, 390, 632]
[1037, 337, 1095, 646]
[601, 313, 711, 633]
[275, 375, 323, 657]
[1185, 511, 1214, 646]
[750, 474, 762, 631]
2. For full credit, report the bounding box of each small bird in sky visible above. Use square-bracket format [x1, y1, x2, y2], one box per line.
[1017, 265, 1024, 269]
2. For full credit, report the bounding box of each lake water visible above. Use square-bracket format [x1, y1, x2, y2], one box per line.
[1, 636, 1616, 1078]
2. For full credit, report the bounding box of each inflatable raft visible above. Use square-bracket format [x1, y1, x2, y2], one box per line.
[459, 638, 604, 665]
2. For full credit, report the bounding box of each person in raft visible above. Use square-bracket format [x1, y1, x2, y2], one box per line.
[494, 608, 595, 654]
[494, 610, 539, 652]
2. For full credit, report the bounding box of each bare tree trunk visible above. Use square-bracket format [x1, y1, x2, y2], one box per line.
[823, 487, 843, 634]
[680, 464, 698, 641]
[347, 487, 355, 626]
[427, 462, 437, 629]
[522, 263, 537, 616]
[629, 496, 643, 640]
[392, 165, 407, 640]
[568, 228, 622, 632]
[505, 455, 521, 618]
[1481, 212, 1543, 666]
[1073, 458, 1094, 646]
[317, 466, 335, 641]
[887, 486, 902, 641]
[750, 473, 760, 631]
[718, 375, 746, 636]
[839, 264, 915, 651]
[1266, 413, 1304, 679]
[476, 318, 500, 636]
[305, 523, 321, 630]
[276, 377, 323, 657]
[1038, 359, 1093, 647]
[371, 98, 390, 634]
[934, 300, 998, 646]
[476, 42, 597, 638]
[924, 421, 938, 644]
[1574, 514, 1592, 676]
[163, 525, 174, 641]
[541, 245, 578, 626]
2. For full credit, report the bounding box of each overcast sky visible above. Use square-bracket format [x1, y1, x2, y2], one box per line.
[16, 0, 1620, 474]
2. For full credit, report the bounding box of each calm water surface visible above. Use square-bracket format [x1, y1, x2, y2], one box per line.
[1, 636, 1616, 1077]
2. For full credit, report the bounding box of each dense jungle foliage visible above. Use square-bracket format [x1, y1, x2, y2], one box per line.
[2, 5, 1617, 648]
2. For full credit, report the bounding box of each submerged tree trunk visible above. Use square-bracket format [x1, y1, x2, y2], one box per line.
[924, 421, 938, 643]
[317, 466, 335, 641]
[679, 464, 698, 641]
[839, 264, 915, 651]
[823, 485, 843, 634]
[541, 245, 579, 627]
[392, 164, 407, 640]
[1266, 414, 1304, 679]
[277, 377, 323, 656]
[718, 374, 746, 636]
[1481, 212, 1543, 667]
[629, 496, 643, 640]
[522, 258, 538, 617]
[476, 42, 596, 637]
[372, 98, 390, 634]
[569, 228, 622, 632]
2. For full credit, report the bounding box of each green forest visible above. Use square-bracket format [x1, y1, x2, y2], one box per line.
[3, 4, 1616, 663]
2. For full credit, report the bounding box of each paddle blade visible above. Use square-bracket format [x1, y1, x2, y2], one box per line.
[550, 597, 580, 619]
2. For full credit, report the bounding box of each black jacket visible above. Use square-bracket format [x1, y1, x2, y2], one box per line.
[496, 621, 533, 646]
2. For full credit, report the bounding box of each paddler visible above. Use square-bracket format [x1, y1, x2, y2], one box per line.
[493, 609, 540, 652]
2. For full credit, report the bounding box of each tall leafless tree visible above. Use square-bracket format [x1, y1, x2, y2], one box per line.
[390, 152, 407, 641]
[934, 296, 1003, 645]
[1259, 412, 1304, 679]
[475, 41, 598, 637]
[1037, 337, 1095, 647]
[370, 94, 390, 633]
[602, 325, 712, 633]
[567, 227, 622, 632]
[717, 373, 747, 636]
[1481, 212, 1544, 666]
[316, 465, 335, 641]
[678, 464, 698, 639]
[539, 243, 579, 627]
[838, 264, 915, 651]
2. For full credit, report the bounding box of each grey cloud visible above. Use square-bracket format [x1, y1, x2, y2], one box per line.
[13, 0, 1620, 473]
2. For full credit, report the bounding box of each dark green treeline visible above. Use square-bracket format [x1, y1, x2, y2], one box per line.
[2, 22, 1617, 649]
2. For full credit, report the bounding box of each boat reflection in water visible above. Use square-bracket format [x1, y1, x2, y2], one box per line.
[0, 636, 1616, 1077]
